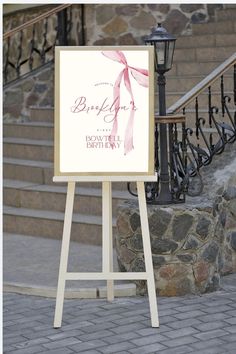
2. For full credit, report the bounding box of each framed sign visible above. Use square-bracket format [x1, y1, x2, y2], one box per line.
[54, 46, 154, 176]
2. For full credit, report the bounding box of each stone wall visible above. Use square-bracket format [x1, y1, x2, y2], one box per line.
[85, 4, 223, 45]
[3, 3, 224, 120]
[3, 63, 54, 121]
[115, 151, 236, 296]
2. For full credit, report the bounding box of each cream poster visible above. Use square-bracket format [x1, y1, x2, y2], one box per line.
[55, 46, 154, 176]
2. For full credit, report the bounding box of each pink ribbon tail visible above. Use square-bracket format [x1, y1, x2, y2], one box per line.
[109, 68, 124, 149]
[102, 51, 149, 154]
[124, 107, 135, 155]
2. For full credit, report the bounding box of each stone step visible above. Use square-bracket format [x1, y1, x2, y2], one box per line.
[3, 205, 116, 245]
[173, 46, 235, 63]
[3, 157, 128, 190]
[166, 74, 233, 93]
[192, 20, 236, 35]
[172, 60, 233, 77]
[166, 91, 234, 110]
[30, 106, 54, 122]
[3, 157, 53, 185]
[175, 33, 236, 49]
[215, 7, 236, 21]
[3, 137, 53, 161]
[3, 121, 53, 140]
[3, 179, 133, 216]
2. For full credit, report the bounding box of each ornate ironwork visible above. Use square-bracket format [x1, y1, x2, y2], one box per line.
[3, 4, 84, 85]
[128, 56, 236, 204]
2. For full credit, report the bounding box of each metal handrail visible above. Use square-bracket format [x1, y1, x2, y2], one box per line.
[3, 4, 72, 40]
[167, 52, 236, 114]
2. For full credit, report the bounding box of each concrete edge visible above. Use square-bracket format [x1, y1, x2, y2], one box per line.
[3, 282, 136, 299]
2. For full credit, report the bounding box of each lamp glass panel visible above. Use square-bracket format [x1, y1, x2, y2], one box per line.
[166, 41, 175, 70]
[155, 41, 165, 66]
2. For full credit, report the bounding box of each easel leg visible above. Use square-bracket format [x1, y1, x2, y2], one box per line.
[54, 181, 75, 328]
[137, 181, 159, 328]
[102, 181, 114, 301]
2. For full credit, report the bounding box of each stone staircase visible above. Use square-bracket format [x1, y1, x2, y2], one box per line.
[166, 16, 236, 107]
[3, 6, 236, 245]
[165, 11, 236, 146]
[3, 107, 132, 245]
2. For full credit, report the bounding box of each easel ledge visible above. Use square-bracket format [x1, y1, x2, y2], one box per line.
[53, 176, 159, 328]
[53, 175, 157, 182]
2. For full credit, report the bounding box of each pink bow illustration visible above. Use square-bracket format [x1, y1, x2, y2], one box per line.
[102, 51, 149, 155]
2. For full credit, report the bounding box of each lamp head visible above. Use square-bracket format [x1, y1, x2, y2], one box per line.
[144, 23, 176, 73]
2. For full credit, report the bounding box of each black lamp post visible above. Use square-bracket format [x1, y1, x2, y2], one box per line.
[145, 24, 176, 204]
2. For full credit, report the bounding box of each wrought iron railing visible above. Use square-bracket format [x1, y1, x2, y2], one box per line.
[3, 4, 85, 85]
[166, 53, 236, 200]
[129, 52, 236, 203]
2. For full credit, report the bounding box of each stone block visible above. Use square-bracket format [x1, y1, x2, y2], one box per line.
[4, 89, 23, 106]
[94, 37, 115, 46]
[149, 209, 172, 237]
[33, 83, 47, 94]
[183, 235, 201, 250]
[196, 216, 211, 240]
[180, 4, 204, 13]
[96, 5, 115, 25]
[163, 9, 188, 35]
[130, 257, 145, 272]
[130, 11, 156, 30]
[191, 12, 207, 24]
[26, 93, 39, 107]
[130, 212, 141, 232]
[117, 212, 133, 238]
[147, 4, 170, 13]
[119, 245, 136, 264]
[118, 33, 138, 45]
[151, 238, 178, 254]
[152, 255, 166, 267]
[172, 214, 193, 242]
[201, 241, 219, 263]
[102, 17, 128, 36]
[129, 233, 143, 251]
[158, 263, 194, 296]
[176, 253, 195, 263]
[116, 5, 139, 16]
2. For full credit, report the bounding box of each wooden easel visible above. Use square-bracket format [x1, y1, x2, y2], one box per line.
[53, 176, 159, 328]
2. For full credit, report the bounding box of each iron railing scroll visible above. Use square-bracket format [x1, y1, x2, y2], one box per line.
[3, 4, 75, 85]
[129, 53, 236, 204]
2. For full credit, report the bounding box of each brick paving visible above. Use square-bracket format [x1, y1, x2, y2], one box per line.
[3, 274, 236, 353]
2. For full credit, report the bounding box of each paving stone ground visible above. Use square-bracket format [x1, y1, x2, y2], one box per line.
[3, 273, 236, 354]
